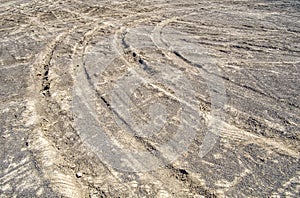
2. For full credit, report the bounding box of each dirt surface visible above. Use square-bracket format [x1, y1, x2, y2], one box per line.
[0, 0, 299, 197]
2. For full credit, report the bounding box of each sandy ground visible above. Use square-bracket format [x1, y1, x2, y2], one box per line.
[0, 0, 299, 197]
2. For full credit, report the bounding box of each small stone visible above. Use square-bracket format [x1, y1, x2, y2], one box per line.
[76, 172, 82, 178]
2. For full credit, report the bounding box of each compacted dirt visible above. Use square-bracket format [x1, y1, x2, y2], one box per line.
[0, 0, 299, 197]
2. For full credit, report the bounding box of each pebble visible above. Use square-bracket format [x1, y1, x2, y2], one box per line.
[76, 172, 82, 178]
